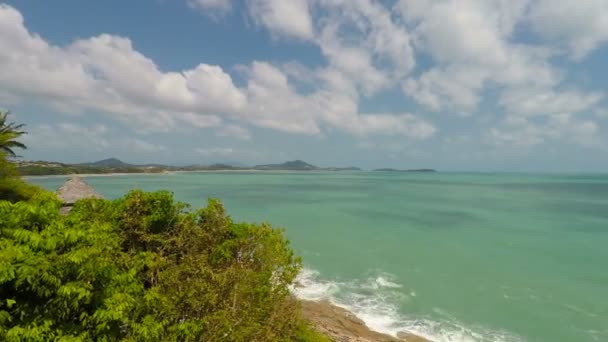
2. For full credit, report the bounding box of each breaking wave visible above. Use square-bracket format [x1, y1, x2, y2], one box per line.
[291, 268, 523, 342]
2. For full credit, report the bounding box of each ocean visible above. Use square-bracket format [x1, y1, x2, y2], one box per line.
[28, 172, 608, 342]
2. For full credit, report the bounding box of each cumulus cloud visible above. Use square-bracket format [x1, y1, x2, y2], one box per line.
[0, 4, 433, 142]
[188, 0, 233, 13]
[500, 88, 604, 116]
[241, 61, 436, 138]
[247, 0, 314, 40]
[5, 0, 608, 159]
[396, 0, 563, 113]
[528, 0, 608, 59]
[248, 0, 416, 95]
[489, 114, 601, 147]
[0, 4, 240, 132]
[315, 0, 416, 95]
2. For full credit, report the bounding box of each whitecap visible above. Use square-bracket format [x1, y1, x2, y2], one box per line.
[291, 267, 524, 342]
[291, 268, 339, 301]
[375, 275, 403, 288]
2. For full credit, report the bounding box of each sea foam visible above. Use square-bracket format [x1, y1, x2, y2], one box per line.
[292, 268, 524, 342]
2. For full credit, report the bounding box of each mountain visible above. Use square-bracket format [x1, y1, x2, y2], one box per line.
[18, 158, 363, 175]
[325, 166, 362, 171]
[373, 168, 400, 172]
[254, 160, 319, 171]
[80, 158, 134, 168]
[217, 161, 249, 167]
[205, 163, 245, 170]
[79, 159, 174, 169]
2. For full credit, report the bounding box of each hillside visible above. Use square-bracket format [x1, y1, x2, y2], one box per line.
[254, 160, 319, 171]
[78, 158, 134, 168]
[17, 158, 364, 175]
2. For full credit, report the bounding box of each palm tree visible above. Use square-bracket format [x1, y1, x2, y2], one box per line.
[0, 110, 27, 158]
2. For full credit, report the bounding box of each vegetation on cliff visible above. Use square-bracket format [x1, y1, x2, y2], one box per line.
[0, 112, 329, 341]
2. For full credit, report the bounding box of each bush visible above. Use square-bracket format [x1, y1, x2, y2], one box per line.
[0, 189, 317, 341]
[0, 156, 42, 202]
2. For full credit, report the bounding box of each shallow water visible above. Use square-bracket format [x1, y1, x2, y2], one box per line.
[29, 172, 608, 342]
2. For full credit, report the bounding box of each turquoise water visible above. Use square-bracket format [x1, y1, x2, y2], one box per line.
[29, 172, 608, 342]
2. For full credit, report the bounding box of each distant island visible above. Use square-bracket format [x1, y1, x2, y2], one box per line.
[253, 160, 361, 171]
[17, 158, 365, 176]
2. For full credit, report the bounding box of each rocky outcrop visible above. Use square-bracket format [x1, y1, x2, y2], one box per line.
[301, 300, 429, 342]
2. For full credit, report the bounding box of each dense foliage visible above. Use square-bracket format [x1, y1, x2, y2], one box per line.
[0, 110, 329, 341]
[0, 154, 41, 202]
[0, 189, 330, 341]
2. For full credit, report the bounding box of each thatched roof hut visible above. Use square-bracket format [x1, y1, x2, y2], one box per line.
[56, 176, 103, 209]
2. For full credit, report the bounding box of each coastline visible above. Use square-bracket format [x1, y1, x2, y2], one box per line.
[22, 172, 175, 179]
[22, 169, 363, 179]
[34, 174, 430, 341]
[301, 300, 428, 342]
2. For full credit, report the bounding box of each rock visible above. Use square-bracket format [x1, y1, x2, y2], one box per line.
[300, 300, 429, 342]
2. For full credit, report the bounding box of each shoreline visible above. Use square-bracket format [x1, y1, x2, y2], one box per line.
[39, 175, 429, 341]
[22, 172, 177, 179]
[22, 169, 362, 179]
[301, 300, 428, 342]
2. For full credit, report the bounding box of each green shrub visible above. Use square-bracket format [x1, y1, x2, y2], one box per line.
[0, 156, 42, 202]
[294, 324, 333, 342]
[0, 189, 322, 341]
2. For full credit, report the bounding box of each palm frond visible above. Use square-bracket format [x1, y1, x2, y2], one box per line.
[0, 110, 27, 158]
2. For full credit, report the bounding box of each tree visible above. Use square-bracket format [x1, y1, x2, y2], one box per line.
[0, 111, 38, 202]
[0, 110, 27, 158]
[0, 189, 327, 341]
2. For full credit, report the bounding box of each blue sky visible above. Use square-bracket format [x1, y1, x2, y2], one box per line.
[1, 0, 608, 171]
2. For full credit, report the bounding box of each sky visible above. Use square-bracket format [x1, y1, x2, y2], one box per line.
[1, 0, 608, 171]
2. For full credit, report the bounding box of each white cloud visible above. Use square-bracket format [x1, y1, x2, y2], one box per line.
[528, 0, 608, 60]
[121, 138, 167, 153]
[397, 0, 565, 113]
[248, 0, 416, 95]
[195, 147, 235, 156]
[23, 123, 110, 151]
[241, 61, 436, 138]
[0, 4, 434, 142]
[23, 123, 166, 154]
[340, 113, 437, 139]
[8, 0, 608, 159]
[401, 0, 517, 66]
[500, 88, 604, 116]
[315, 0, 415, 95]
[489, 114, 601, 147]
[403, 65, 487, 112]
[188, 0, 233, 13]
[243, 61, 321, 134]
[248, 0, 314, 40]
[216, 124, 252, 140]
[0, 5, 243, 132]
